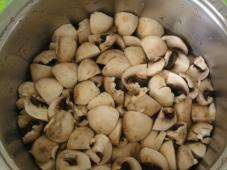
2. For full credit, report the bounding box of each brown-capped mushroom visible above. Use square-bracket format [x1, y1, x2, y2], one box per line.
[30, 64, 53, 81]
[52, 24, 77, 42]
[109, 118, 122, 146]
[96, 49, 125, 65]
[78, 18, 91, 44]
[124, 46, 146, 65]
[18, 81, 37, 97]
[112, 157, 142, 170]
[123, 36, 141, 47]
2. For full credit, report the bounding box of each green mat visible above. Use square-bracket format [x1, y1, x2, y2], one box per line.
[0, 0, 12, 13]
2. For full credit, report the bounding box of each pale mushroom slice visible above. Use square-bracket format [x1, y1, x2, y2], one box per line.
[123, 36, 141, 47]
[74, 80, 100, 105]
[141, 130, 166, 150]
[52, 24, 77, 42]
[90, 12, 113, 34]
[18, 81, 37, 97]
[91, 164, 111, 170]
[141, 36, 167, 61]
[123, 111, 152, 142]
[188, 142, 207, 159]
[16, 97, 26, 110]
[87, 105, 119, 135]
[115, 12, 138, 36]
[137, 17, 164, 38]
[75, 42, 100, 63]
[67, 127, 94, 150]
[78, 59, 101, 82]
[124, 46, 146, 65]
[162, 35, 188, 54]
[52, 62, 78, 88]
[147, 58, 166, 76]
[56, 150, 91, 170]
[96, 49, 125, 65]
[109, 118, 122, 146]
[74, 105, 89, 127]
[160, 140, 177, 170]
[139, 147, 169, 170]
[99, 34, 125, 52]
[90, 75, 104, 88]
[86, 134, 112, 165]
[33, 50, 56, 65]
[191, 103, 216, 123]
[153, 107, 177, 131]
[78, 18, 91, 44]
[112, 157, 142, 170]
[30, 64, 53, 81]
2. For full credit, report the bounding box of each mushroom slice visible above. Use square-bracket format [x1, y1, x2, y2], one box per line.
[33, 50, 56, 65]
[123, 111, 152, 142]
[147, 58, 165, 77]
[137, 17, 164, 38]
[56, 150, 91, 170]
[102, 56, 130, 78]
[177, 145, 198, 170]
[37, 160, 55, 170]
[87, 105, 119, 135]
[141, 130, 166, 150]
[141, 36, 167, 61]
[74, 80, 100, 105]
[16, 97, 26, 110]
[78, 18, 91, 44]
[18, 81, 37, 97]
[187, 122, 213, 144]
[76, 42, 100, 63]
[153, 107, 177, 131]
[35, 78, 63, 104]
[67, 127, 94, 150]
[188, 142, 207, 159]
[30, 64, 53, 81]
[109, 118, 122, 146]
[186, 56, 209, 81]
[86, 134, 112, 165]
[123, 36, 141, 47]
[166, 122, 187, 145]
[160, 140, 177, 170]
[52, 63, 78, 88]
[112, 157, 142, 170]
[78, 59, 101, 82]
[90, 75, 104, 88]
[52, 24, 77, 42]
[90, 12, 113, 34]
[96, 49, 125, 65]
[112, 142, 141, 161]
[31, 136, 59, 163]
[99, 34, 125, 52]
[196, 78, 215, 105]
[124, 46, 146, 65]
[162, 35, 188, 54]
[191, 103, 216, 123]
[115, 12, 138, 36]
[139, 147, 169, 170]
[74, 105, 89, 126]
[91, 165, 111, 170]
[44, 110, 74, 143]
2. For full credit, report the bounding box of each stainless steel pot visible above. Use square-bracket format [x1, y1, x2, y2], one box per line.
[0, 0, 227, 169]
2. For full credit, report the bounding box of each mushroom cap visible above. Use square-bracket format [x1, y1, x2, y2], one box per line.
[109, 118, 122, 146]
[78, 18, 91, 44]
[137, 17, 164, 38]
[123, 36, 141, 47]
[123, 111, 152, 142]
[124, 46, 146, 65]
[33, 50, 56, 64]
[115, 12, 138, 36]
[30, 64, 53, 81]
[52, 63, 78, 88]
[74, 80, 100, 105]
[35, 78, 63, 103]
[52, 24, 77, 42]
[18, 81, 37, 97]
[96, 49, 125, 65]
[87, 105, 119, 135]
[112, 157, 142, 170]
[90, 12, 113, 34]
[56, 150, 91, 170]
[78, 59, 101, 82]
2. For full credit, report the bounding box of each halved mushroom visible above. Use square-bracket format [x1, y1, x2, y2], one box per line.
[90, 12, 113, 34]
[33, 50, 56, 65]
[115, 12, 138, 36]
[153, 107, 177, 131]
[96, 49, 125, 65]
[188, 142, 207, 159]
[31, 136, 59, 163]
[123, 36, 141, 47]
[35, 78, 63, 103]
[137, 17, 164, 38]
[90, 75, 104, 88]
[141, 130, 166, 150]
[112, 157, 142, 170]
[56, 150, 91, 170]
[141, 36, 167, 61]
[75, 42, 100, 62]
[30, 64, 53, 81]
[52, 24, 77, 42]
[139, 147, 169, 170]
[52, 62, 77, 88]
[86, 134, 112, 165]
[18, 81, 37, 97]
[162, 35, 188, 54]
[123, 111, 152, 142]
[67, 127, 94, 150]
[78, 59, 101, 82]
[124, 46, 146, 65]
[78, 18, 91, 44]
[91, 164, 111, 170]
[44, 110, 74, 143]
[87, 105, 119, 135]
[74, 80, 100, 105]
[109, 118, 122, 146]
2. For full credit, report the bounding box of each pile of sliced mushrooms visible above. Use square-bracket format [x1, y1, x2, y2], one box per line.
[16, 11, 216, 170]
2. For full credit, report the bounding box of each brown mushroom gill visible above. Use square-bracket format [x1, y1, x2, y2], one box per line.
[140, 163, 162, 170]
[204, 90, 215, 100]
[126, 75, 148, 87]
[30, 96, 48, 108]
[64, 157, 77, 166]
[163, 110, 175, 119]
[165, 50, 178, 70]
[167, 83, 187, 96]
[58, 97, 71, 111]
[120, 162, 131, 170]
[169, 123, 184, 131]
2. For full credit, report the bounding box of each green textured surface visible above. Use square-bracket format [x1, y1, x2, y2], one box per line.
[0, 0, 12, 13]
[224, 0, 227, 5]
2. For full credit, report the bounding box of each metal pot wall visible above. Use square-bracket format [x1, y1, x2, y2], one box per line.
[0, 0, 226, 169]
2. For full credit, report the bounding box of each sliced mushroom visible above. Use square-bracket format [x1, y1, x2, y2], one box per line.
[16, 97, 26, 110]
[96, 49, 125, 65]
[139, 147, 169, 170]
[91, 164, 111, 170]
[188, 142, 207, 159]
[52, 24, 77, 42]
[90, 12, 113, 34]
[78, 18, 91, 44]
[67, 127, 94, 150]
[109, 118, 122, 146]
[115, 12, 138, 36]
[18, 81, 37, 97]
[112, 157, 142, 170]
[123, 36, 141, 47]
[30, 64, 53, 81]
[37, 160, 55, 170]
[78, 59, 101, 81]
[87, 105, 119, 135]
[153, 107, 177, 131]
[75, 42, 100, 63]
[162, 35, 188, 54]
[33, 50, 56, 65]
[74, 80, 100, 105]
[124, 46, 146, 65]
[99, 34, 125, 52]
[137, 17, 164, 38]
[123, 111, 152, 142]
[74, 105, 89, 126]
[90, 75, 104, 88]
[56, 150, 91, 170]
[147, 58, 165, 76]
